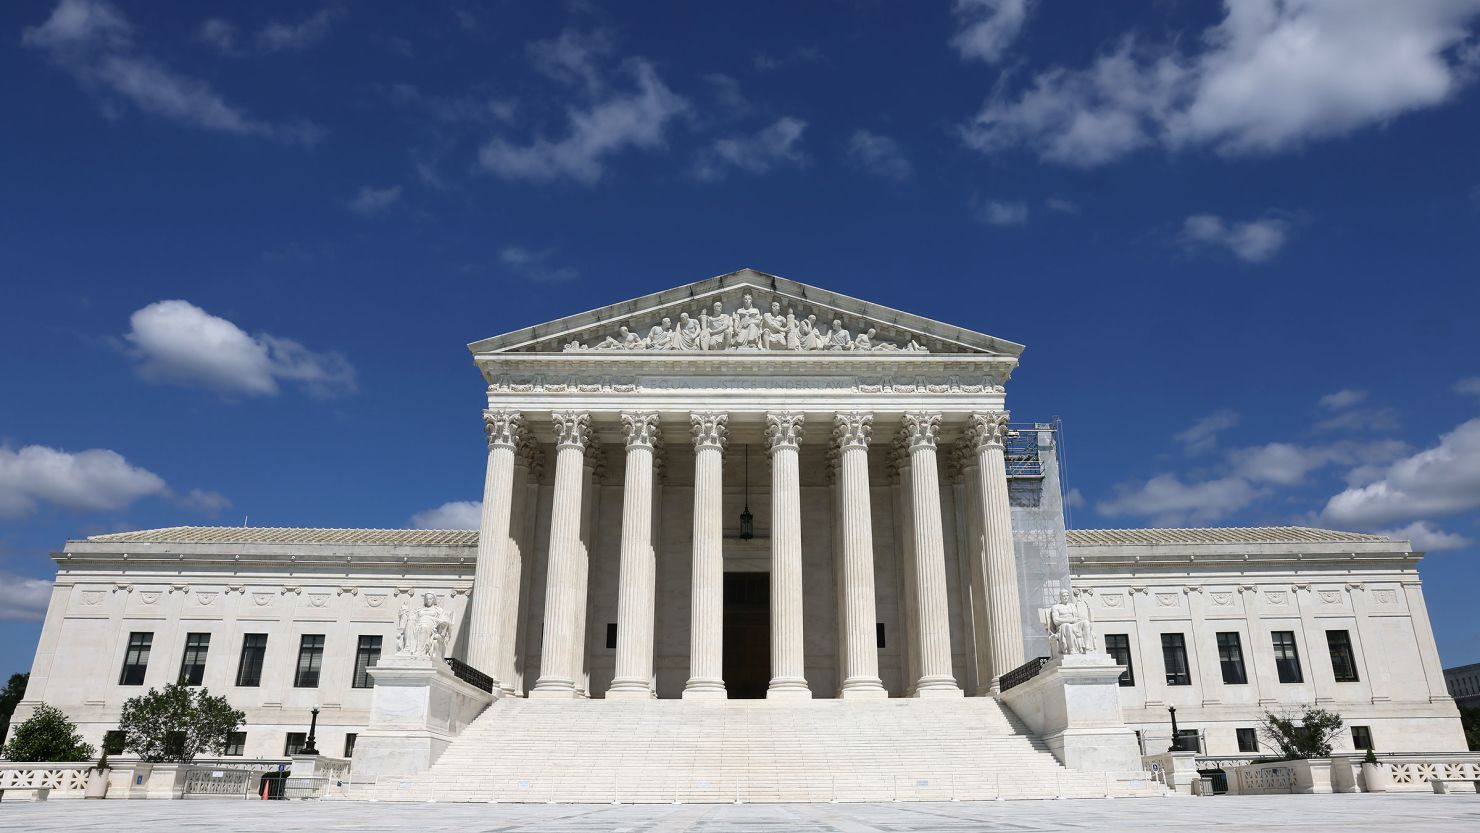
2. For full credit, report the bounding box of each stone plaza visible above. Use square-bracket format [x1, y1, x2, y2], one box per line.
[4, 270, 1471, 803]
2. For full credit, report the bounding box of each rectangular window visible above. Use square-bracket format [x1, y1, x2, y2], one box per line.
[1105, 634, 1134, 686]
[119, 632, 153, 685]
[1327, 630, 1360, 682]
[103, 730, 126, 755]
[284, 732, 307, 756]
[1174, 729, 1200, 753]
[295, 635, 325, 688]
[236, 634, 267, 687]
[1351, 725, 1373, 750]
[1272, 631, 1303, 683]
[1236, 727, 1259, 753]
[352, 635, 382, 689]
[224, 731, 246, 757]
[606, 623, 618, 650]
[1216, 632, 1247, 685]
[344, 733, 358, 758]
[1161, 633, 1191, 686]
[179, 633, 211, 686]
[877, 622, 886, 649]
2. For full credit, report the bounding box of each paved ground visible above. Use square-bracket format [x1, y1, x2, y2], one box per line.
[2, 794, 1478, 832]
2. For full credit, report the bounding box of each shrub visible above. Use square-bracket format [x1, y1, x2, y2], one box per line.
[1, 703, 95, 762]
[118, 683, 245, 763]
[1256, 706, 1344, 760]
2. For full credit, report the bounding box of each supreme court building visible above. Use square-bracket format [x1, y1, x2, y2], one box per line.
[11, 270, 1467, 802]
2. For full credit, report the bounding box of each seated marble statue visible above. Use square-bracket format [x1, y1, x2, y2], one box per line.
[732, 293, 763, 348]
[700, 302, 731, 350]
[1042, 590, 1097, 657]
[826, 319, 852, 350]
[646, 318, 674, 350]
[396, 592, 453, 661]
[673, 313, 701, 350]
[760, 301, 791, 350]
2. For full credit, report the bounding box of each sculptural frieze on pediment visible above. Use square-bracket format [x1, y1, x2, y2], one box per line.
[560, 291, 929, 353]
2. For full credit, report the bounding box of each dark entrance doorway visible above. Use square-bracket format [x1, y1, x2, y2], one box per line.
[722, 571, 770, 699]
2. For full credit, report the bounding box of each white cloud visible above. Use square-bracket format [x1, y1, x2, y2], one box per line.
[1182, 213, 1290, 262]
[1376, 520, 1472, 551]
[1229, 439, 1410, 486]
[124, 300, 355, 397]
[195, 18, 238, 54]
[181, 488, 232, 514]
[1045, 197, 1079, 214]
[24, 0, 322, 143]
[257, 9, 340, 53]
[1314, 405, 1401, 433]
[1065, 487, 1085, 509]
[499, 246, 579, 284]
[973, 198, 1028, 226]
[692, 117, 808, 182]
[1320, 389, 1368, 410]
[753, 46, 822, 72]
[526, 28, 614, 93]
[345, 184, 402, 216]
[0, 444, 167, 518]
[844, 130, 912, 182]
[1453, 376, 1480, 398]
[1097, 474, 1263, 526]
[0, 573, 53, 621]
[1323, 417, 1480, 527]
[1173, 409, 1240, 455]
[478, 60, 688, 185]
[951, 0, 1031, 64]
[410, 500, 482, 530]
[961, 0, 1480, 166]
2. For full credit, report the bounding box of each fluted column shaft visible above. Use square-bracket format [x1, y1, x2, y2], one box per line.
[570, 452, 599, 697]
[766, 412, 810, 698]
[956, 444, 995, 696]
[469, 410, 522, 681]
[684, 411, 728, 699]
[903, 413, 963, 696]
[609, 412, 660, 699]
[971, 411, 1024, 689]
[493, 441, 533, 694]
[834, 412, 888, 698]
[531, 411, 591, 698]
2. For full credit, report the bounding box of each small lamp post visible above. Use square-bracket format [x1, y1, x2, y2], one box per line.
[1167, 705, 1181, 752]
[300, 706, 321, 756]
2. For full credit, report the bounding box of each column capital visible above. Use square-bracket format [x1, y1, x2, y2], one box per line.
[886, 435, 910, 479]
[551, 411, 592, 451]
[832, 411, 874, 450]
[901, 411, 942, 451]
[690, 411, 729, 450]
[620, 411, 661, 450]
[765, 411, 805, 454]
[966, 411, 1011, 450]
[484, 409, 525, 450]
[515, 434, 543, 474]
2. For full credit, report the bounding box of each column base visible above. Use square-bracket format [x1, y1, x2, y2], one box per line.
[839, 677, 889, 699]
[766, 678, 812, 699]
[912, 677, 964, 698]
[682, 678, 727, 700]
[606, 680, 655, 700]
[528, 678, 579, 699]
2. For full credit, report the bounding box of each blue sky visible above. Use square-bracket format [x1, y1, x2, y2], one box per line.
[2, 1, 1479, 679]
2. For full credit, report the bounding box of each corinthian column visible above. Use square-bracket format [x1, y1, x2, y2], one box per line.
[968, 411, 1024, 690]
[492, 436, 535, 695]
[468, 410, 522, 681]
[530, 411, 591, 698]
[833, 412, 887, 698]
[608, 412, 660, 699]
[684, 411, 728, 699]
[766, 412, 810, 699]
[901, 412, 962, 696]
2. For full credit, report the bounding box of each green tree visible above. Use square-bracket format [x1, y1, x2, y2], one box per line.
[1257, 706, 1345, 759]
[1462, 707, 1480, 752]
[0, 672, 29, 744]
[1, 702, 94, 762]
[118, 683, 245, 763]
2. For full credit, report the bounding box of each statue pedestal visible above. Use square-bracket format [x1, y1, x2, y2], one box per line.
[998, 653, 1145, 774]
[351, 655, 497, 782]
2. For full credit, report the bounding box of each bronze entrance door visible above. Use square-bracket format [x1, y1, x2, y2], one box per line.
[722, 571, 770, 699]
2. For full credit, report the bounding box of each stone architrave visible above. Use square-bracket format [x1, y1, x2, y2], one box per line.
[833, 412, 888, 698]
[530, 411, 591, 698]
[609, 412, 661, 699]
[766, 411, 811, 699]
[901, 412, 963, 697]
[684, 411, 728, 699]
[467, 410, 522, 679]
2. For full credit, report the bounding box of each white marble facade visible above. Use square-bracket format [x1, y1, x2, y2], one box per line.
[8, 270, 1468, 762]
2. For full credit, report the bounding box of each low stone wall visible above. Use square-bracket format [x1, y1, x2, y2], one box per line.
[0, 762, 94, 799]
[1227, 753, 1480, 795]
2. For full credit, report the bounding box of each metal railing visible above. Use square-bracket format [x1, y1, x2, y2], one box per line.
[446, 656, 495, 692]
[999, 656, 1050, 692]
[1005, 423, 1052, 479]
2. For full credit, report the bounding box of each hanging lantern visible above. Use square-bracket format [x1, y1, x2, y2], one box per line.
[739, 444, 754, 540]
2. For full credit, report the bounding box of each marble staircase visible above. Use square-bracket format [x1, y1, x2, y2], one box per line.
[365, 697, 1162, 803]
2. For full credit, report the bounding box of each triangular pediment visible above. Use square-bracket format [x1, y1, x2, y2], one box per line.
[468, 269, 1024, 357]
